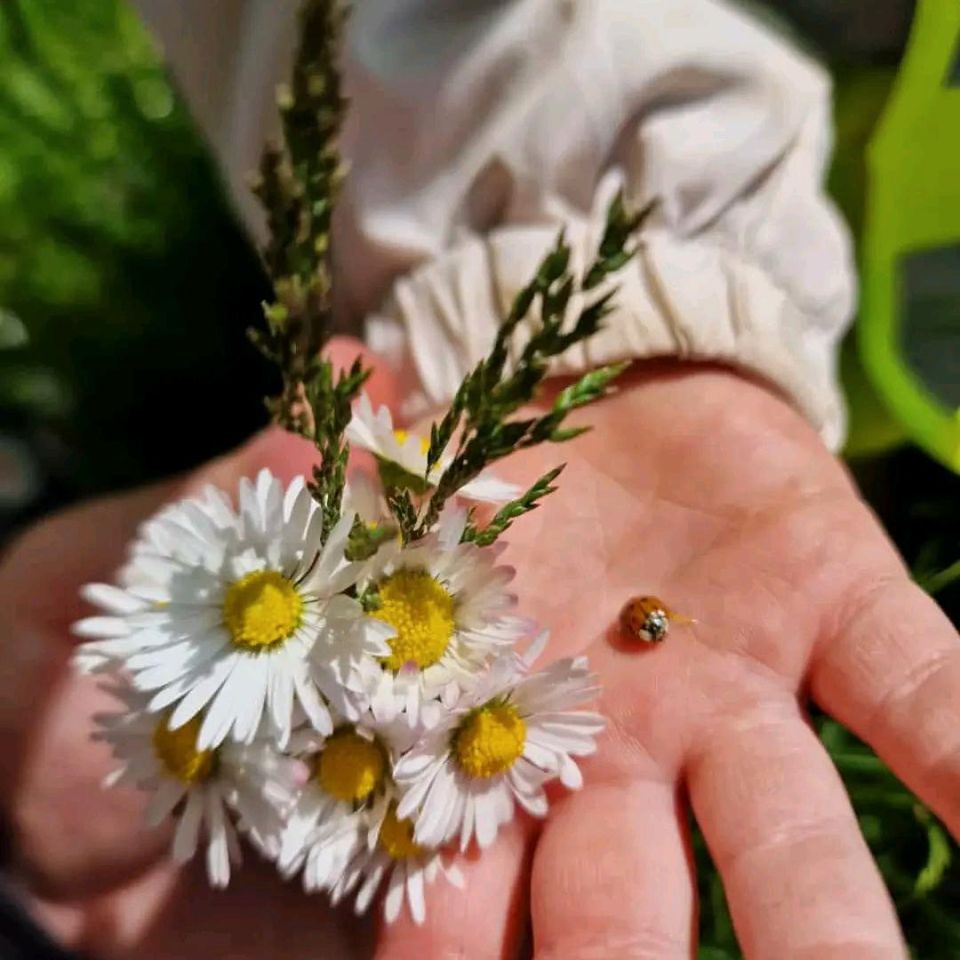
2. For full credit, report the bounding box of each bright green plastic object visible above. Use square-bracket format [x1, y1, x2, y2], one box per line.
[861, 0, 960, 471]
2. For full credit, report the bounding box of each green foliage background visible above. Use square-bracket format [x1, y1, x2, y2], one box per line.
[0, 0, 273, 503]
[0, 0, 956, 956]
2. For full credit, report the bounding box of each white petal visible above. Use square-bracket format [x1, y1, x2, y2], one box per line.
[459, 473, 521, 503]
[436, 506, 468, 549]
[261, 471, 283, 532]
[475, 787, 504, 850]
[168, 653, 238, 731]
[283, 475, 306, 518]
[197, 655, 251, 749]
[513, 783, 549, 818]
[558, 754, 583, 790]
[445, 861, 465, 890]
[293, 668, 332, 737]
[525, 725, 599, 757]
[384, 866, 406, 924]
[81, 583, 146, 615]
[178, 500, 225, 547]
[396, 755, 445, 822]
[522, 630, 550, 668]
[199, 484, 236, 528]
[412, 765, 460, 848]
[235, 660, 269, 744]
[268, 655, 295, 749]
[205, 789, 233, 888]
[238, 476, 261, 540]
[345, 392, 381, 452]
[147, 671, 201, 713]
[131, 633, 229, 690]
[355, 860, 386, 914]
[459, 793, 475, 852]
[72, 616, 130, 639]
[102, 764, 129, 789]
[407, 865, 426, 925]
[172, 789, 204, 863]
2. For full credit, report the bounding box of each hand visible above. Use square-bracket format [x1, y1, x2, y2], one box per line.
[7, 356, 956, 959]
[370, 362, 960, 959]
[0, 339, 391, 959]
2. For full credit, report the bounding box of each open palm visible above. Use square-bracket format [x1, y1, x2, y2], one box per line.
[372, 362, 960, 959]
[2, 353, 957, 959]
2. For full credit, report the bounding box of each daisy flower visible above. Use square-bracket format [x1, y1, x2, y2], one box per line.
[393, 636, 604, 851]
[281, 720, 462, 926]
[73, 469, 389, 749]
[95, 686, 305, 886]
[278, 709, 467, 925]
[327, 801, 464, 925]
[346, 392, 520, 503]
[277, 715, 415, 886]
[361, 509, 531, 708]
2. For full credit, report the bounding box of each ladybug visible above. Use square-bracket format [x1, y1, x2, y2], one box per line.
[619, 596, 691, 643]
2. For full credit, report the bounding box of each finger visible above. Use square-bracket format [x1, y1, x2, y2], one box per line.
[28, 856, 372, 960]
[811, 575, 960, 836]
[373, 817, 533, 960]
[0, 336, 393, 895]
[530, 778, 695, 960]
[1, 427, 325, 898]
[8, 673, 173, 901]
[0, 429, 318, 798]
[0, 481, 179, 638]
[687, 698, 906, 958]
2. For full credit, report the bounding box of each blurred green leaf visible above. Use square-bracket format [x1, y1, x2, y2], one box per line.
[0, 0, 274, 494]
[0, 308, 28, 348]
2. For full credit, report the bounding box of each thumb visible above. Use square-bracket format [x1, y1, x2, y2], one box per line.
[0, 336, 395, 898]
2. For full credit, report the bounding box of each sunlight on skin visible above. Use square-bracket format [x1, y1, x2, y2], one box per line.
[1, 352, 956, 959]
[375, 361, 951, 960]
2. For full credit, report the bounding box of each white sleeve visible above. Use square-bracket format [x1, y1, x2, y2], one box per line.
[133, 0, 855, 449]
[344, 0, 855, 448]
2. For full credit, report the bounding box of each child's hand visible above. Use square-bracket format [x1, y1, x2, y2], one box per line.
[4, 354, 954, 958]
[373, 363, 958, 959]
[0, 339, 390, 958]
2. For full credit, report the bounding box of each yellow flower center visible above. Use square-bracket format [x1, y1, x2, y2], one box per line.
[316, 729, 386, 803]
[222, 570, 303, 651]
[378, 803, 423, 861]
[393, 429, 430, 455]
[454, 703, 526, 779]
[372, 569, 456, 671]
[152, 714, 215, 784]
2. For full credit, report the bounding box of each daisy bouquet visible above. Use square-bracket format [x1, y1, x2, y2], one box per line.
[71, 0, 645, 925]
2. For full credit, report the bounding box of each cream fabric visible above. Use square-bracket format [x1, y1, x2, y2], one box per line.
[134, 0, 855, 448]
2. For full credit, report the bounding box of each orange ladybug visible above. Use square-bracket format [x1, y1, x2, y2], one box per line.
[619, 596, 692, 643]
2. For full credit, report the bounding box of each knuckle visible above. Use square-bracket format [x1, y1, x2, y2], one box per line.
[791, 940, 907, 959]
[721, 812, 854, 874]
[876, 645, 960, 723]
[535, 930, 689, 960]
